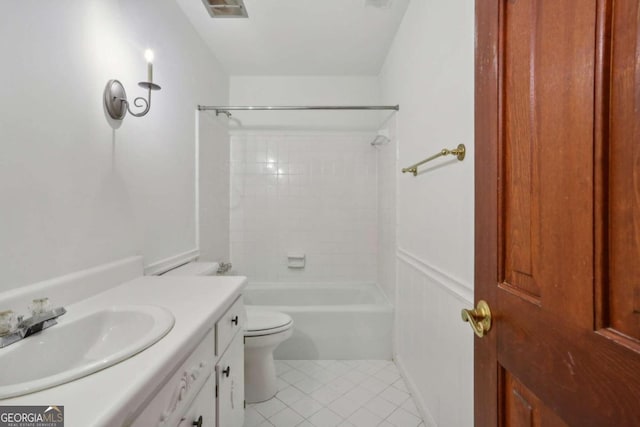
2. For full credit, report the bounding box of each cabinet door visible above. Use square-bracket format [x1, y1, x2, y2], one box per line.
[216, 296, 245, 357]
[132, 331, 215, 427]
[177, 375, 215, 427]
[216, 333, 244, 427]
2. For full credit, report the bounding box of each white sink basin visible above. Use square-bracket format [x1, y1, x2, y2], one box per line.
[0, 305, 175, 399]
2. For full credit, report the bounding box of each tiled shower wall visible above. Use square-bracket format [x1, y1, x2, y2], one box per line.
[230, 132, 378, 283]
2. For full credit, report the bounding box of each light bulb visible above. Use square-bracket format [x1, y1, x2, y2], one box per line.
[144, 49, 154, 83]
[144, 49, 154, 63]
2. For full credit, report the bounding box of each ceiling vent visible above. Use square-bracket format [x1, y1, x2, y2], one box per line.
[202, 0, 249, 18]
[365, 0, 393, 8]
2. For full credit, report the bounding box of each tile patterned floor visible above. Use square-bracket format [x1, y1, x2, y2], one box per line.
[244, 360, 425, 427]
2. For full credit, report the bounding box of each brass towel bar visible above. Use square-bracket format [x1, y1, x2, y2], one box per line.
[401, 144, 466, 176]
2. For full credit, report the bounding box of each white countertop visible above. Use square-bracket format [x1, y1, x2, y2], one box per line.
[0, 275, 247, 427]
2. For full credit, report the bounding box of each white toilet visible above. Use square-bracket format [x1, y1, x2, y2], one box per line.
[164, 262, 294, 403]
[244, 307, 293, 402]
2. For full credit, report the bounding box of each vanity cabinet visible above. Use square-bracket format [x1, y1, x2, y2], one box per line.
[216, 333, 244, 427]
[215, 297, 245, 357]
[132, 296, 245, 427]
[215, 296, 245, 427]
[177, 376, 215, 427]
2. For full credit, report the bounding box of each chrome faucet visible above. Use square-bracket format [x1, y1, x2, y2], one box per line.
[217, 262, 233, 275]
[0, 301, 66, 349]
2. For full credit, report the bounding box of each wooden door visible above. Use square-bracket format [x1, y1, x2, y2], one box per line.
[475, 0, 640, 425]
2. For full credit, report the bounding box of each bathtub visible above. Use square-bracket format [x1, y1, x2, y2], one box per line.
[243, 283, 393, 360]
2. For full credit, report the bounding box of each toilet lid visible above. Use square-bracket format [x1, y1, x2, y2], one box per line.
[245, 308, 293, 336]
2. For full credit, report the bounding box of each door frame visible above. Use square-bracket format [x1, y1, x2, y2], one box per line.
[473, 1, 613, 425]
[474, 0, 500, 425]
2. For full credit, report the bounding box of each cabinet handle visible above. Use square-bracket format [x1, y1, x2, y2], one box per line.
[231, 316, 239, 325]
[222, 366, 231, 377]
[192, 415, 203, 427]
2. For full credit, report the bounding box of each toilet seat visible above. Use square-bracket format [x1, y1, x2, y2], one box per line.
[245, 308, 293, 337]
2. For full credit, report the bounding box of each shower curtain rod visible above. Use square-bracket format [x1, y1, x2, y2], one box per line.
[197, 105, 400, 112]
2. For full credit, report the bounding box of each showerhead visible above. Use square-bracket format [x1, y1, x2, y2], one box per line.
[370, 134, 391, 146]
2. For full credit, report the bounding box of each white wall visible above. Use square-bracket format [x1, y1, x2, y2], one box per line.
[230, 76, 389, 131]
[379, 0, 475, 425]
[0, 0, 229, 292]
[198, 112, 231, 264]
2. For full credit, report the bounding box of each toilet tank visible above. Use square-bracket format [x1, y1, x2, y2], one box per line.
[163, 262, 219, 276]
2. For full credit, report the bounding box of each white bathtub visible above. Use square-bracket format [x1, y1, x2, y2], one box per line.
[243, 283, 393, 360]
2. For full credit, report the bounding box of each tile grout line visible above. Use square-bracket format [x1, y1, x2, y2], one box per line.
[247, 360, 424, 427]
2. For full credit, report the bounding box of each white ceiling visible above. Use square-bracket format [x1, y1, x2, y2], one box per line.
[175, 0, 410, 75]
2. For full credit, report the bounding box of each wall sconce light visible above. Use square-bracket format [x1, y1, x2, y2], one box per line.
[103, 49, 161, 120]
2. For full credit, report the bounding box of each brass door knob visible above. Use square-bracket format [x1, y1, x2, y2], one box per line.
[461, 300, 492, 338]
